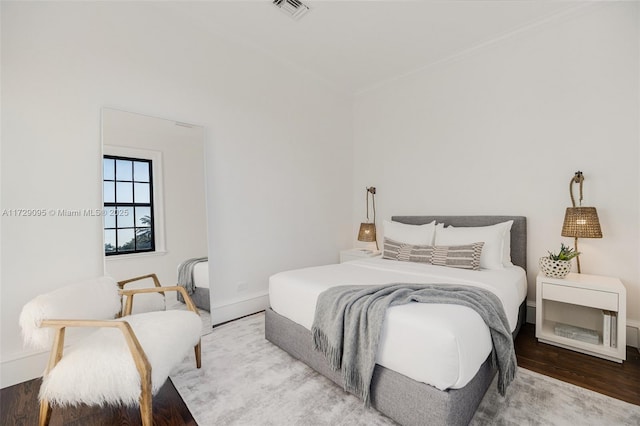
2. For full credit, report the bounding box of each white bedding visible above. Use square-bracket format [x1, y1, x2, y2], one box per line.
[269, 257, 526, 390]
[193, 261, 210, 289]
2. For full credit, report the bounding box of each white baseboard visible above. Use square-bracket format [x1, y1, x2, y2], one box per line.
[526, 300, 640, 350]
[210, 292, 270, 326]
[1, 350, 48, 389]
[626, 319, 640, 349]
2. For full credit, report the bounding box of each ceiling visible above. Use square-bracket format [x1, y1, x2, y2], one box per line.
[167, 1, 588, 96]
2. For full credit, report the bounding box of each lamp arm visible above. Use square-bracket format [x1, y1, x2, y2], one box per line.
[574, 236, 581, 273]
[365, 187, 376, 223]
[365, 186, 378, 250]
[371, 190, 376, 224]
[569, 171, 584, 208]
[365, 188, 369, 222]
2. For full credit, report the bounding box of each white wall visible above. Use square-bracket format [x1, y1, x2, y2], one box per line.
[354, 3, 639, 329]
[1, 2, 353, 387]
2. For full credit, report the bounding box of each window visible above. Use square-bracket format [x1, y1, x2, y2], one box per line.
[103, 155, 155, 255]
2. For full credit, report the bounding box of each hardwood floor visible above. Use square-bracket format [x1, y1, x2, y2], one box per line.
[2, 322, 638, 425]
[515, 322, 640, 406]
[0, 378, 196, 426]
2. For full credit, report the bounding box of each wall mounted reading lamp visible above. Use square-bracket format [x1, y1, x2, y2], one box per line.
[358, 187, 378, 250]
[561, 171, 602, 273]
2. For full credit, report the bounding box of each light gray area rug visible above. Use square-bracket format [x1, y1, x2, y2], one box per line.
[171, 312, 640, 426]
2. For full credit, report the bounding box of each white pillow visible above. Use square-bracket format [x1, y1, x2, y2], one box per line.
[434, 220, 513, 270]
[383, 220, 436, 246]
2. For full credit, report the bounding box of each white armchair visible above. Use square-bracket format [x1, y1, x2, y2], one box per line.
[19, 274, 202, 426]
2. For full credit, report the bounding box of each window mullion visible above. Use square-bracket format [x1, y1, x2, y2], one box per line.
[104, 155, 154, 256]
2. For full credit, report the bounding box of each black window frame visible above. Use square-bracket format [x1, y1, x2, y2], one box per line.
[103, 155, 155, 256]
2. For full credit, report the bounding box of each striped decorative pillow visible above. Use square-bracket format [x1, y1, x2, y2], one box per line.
[431, 242, 484, 270]
[383, 238, 484, 270]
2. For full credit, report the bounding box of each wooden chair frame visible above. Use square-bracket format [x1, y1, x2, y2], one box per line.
[37, 274, 201, 426]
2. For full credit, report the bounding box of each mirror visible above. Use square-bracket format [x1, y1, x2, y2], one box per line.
[101, 108, 210, 332]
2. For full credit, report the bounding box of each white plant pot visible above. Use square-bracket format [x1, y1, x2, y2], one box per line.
[539, 257, 572, 279]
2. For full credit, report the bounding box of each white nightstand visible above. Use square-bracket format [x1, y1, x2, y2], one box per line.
[340, 248, 381, 263]
[536, 272, 626, 363]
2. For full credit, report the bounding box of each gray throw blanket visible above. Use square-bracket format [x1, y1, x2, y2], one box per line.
[177, 257, 208, 302]
[311, 283, 517, 406]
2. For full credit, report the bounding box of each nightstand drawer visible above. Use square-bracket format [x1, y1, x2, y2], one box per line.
[542, 283, 618, 311]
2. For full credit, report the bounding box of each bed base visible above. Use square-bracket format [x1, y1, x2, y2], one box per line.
[265, 307, 496, 426]
[179, 287, 210, 312]
[192, 287, 210, 312]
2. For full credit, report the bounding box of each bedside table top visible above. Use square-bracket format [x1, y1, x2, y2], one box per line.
[341, 248, 381, 256]
[537, 272, 625, 293]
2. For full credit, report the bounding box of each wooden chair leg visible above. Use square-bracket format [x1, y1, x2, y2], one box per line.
[195, 340, 202, 369]
[39, 398, 52, 426]
[139, 387, 153, 426]
[39, 327, 64, 426]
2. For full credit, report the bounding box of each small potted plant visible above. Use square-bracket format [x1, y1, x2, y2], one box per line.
[539, 243, 580, 278]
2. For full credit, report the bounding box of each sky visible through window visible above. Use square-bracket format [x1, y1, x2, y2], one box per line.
[103, 156, 154, 254]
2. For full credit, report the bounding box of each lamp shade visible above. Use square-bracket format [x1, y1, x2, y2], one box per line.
[561, 207, 602, 238]
[357, 223, 377, 242]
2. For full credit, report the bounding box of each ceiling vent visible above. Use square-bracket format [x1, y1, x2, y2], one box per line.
[273, 0, 310, 21]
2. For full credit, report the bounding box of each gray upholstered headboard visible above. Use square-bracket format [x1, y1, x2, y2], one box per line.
[390, 216, 527, 271]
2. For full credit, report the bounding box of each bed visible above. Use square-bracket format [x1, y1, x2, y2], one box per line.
[177, 258, 210, 312]
[265, 216, 527, 426]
